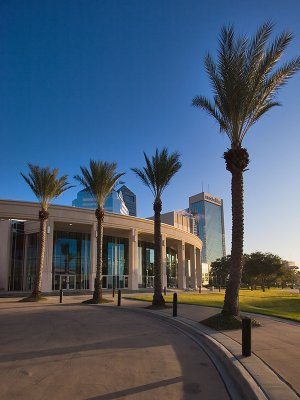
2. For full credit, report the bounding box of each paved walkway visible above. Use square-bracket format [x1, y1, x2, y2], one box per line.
[0, 293, 299, 399]
[120, 294, 300, 400]
[0, 297, 232, 400]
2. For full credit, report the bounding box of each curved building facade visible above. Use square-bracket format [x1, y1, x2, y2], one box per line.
[0, 200, 202, 293]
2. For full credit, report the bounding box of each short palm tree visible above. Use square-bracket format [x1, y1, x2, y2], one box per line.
[192, 22, 300, 316]
[132, 148, 181, 306]
[74, 160, 125, 304]
[21, 164, 72, 300]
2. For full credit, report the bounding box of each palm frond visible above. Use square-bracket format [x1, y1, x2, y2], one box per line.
[193, 22, 300, 146]
[74, 160, 125, 207]
[21, 164, 72, 210]
[247, 21, 273, 72]
[192, 96, 227, 132]
[132, 148, 181, 202]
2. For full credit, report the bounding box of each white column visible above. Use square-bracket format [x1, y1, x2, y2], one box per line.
[196, 248, 202, 289]
[177, 241, 186, 289]
[0, 220, 10, 291]
[162, 235, 167, 289]
[89, 222, 97, 291]
[42, 218, 54, 292]
[128, 229, 138, 290]
[190, 246, 197, 289]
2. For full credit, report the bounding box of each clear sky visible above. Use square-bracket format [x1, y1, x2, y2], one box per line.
[0, 0, 300, 265]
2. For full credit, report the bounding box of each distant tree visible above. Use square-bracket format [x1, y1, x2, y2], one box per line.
[243, 252, 282, 290]
[132, 148, 181, 306]
[21, 164, 72, 300]
[241, 253, 259, 289]
[193, 22, 300, 316]
[277, 265, 300, 288]
[210, 255, 231, 286]
[74, 160, 125, 303]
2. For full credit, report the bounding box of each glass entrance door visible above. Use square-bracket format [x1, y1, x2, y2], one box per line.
[54, 275, 76, 290]
[103, 242, 128, 289]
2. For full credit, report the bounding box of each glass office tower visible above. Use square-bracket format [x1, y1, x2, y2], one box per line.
[117, 185, 137, 216]
[72, 189, 129, 215]
[189, 192, 225, 265]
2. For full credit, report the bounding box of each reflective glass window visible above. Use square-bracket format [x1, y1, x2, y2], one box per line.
[52, 231, 90, 290]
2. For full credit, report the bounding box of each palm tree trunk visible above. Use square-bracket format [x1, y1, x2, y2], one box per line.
[32, 209, 48, 299]
[152, 198, 165, 306]
[93, 207, 104, 303]
[222, 168, 244, 316]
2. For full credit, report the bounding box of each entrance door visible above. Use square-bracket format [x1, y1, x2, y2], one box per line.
[55, 275, 76, 290]
[106, 242, 125, 289]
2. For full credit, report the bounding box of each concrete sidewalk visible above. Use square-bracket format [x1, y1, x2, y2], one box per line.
[1, 293, 299, 399]
[0, 297, 239, 400]
[118, 295, 300, 400]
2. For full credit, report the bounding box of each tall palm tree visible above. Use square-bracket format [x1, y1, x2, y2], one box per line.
[21, 164, 72, 300]
[74, 160, 125, 304]
[192, 22, 300, 316]
[132, 148, 181, 306]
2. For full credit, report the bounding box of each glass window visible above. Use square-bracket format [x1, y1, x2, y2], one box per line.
[137, 241, 178, 288]
[102, 236, 129, 289]
[166, 248, 178, 288]
[138, 241, 155, 288]
[9, 221, 25, 291]
[52, 231, 90, 290]
[190, 200, 225, 264]
[24, 233, 39, 291]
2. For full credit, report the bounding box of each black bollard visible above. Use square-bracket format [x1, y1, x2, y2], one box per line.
[163, 286, 167, 296]
[117, 289, 121, 306]
[242, 317, 252, 357]
[218, 285, 221, 292]
[199, 286, 202, 294]
[59, 289, 63, 304]
[112, 288, 115, 298]
[173, 293, 177, 317]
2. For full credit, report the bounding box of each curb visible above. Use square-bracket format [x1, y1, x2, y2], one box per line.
[117, 304, 300, 400]
[149, 310, 300, 400]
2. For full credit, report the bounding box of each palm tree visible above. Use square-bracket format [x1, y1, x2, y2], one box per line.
[192, 22, 300, 316]
[21, 164, 72, 300]
[74, 160, 125, 304]
[132, 148, 181, 306]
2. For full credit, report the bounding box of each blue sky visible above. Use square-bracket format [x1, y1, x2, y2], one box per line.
[1, 0, 300, 265]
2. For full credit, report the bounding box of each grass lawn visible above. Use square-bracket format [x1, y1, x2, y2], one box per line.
[127, 289, 300, 322]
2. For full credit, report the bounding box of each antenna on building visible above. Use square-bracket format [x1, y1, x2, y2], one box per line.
[208, 184, 210, 194]
[201, 181, 203, 192]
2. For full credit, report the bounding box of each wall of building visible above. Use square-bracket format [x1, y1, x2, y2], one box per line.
[157, 211, 194, 234]
[0, 200, 202, 293]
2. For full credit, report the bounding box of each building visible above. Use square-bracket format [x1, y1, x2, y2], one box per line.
[0, 200, 202, 292]
[189, 192, 226, 265]
[72, 189, 129, 215]
[160, 210, 209, 285]
[159, 210, 195, 234]
[282, 260, 299, 273]
[117, 185, 137, 216]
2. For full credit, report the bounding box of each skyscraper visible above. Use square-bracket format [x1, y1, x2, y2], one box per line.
[72, 189, 129, 215]
[189, 192, 225, 265]
[117, 185, 137, 216]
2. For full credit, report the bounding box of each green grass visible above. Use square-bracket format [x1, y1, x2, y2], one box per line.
[126, 289, 300, 322]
